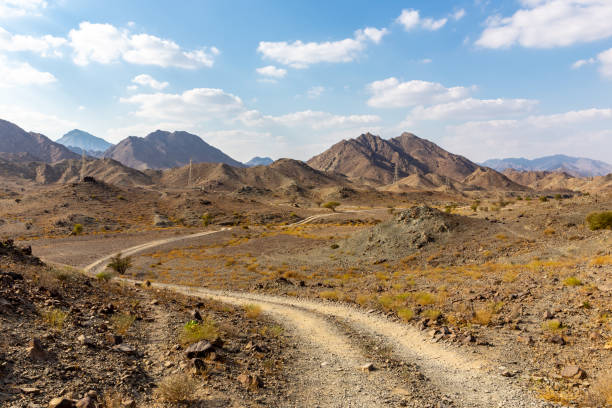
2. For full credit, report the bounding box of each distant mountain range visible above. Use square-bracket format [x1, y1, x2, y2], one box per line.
[104, 130, 243, 170]
[0, 119, 79, 162]
[245, 157, 273, 167]
[482, 155, 612, 177]
[56, 129, 113, 158]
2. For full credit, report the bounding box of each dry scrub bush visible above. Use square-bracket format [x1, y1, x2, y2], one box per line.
[155, 372, 198, 403]
[244, 304, 262, 319]
[397, 307, 414, 322]
[586, 211, 612, 230]
[415, 292, 436, 306]
[589, 255, 612, 266]
[542, 319, 562, 332]
[180, 319, 218, 345]
[319, 290, 339, 301]
[40, 308, 68, 330]
[101, 392, 123, 408]
[563, 276, 582, 286]
[111, 313, 136, 335]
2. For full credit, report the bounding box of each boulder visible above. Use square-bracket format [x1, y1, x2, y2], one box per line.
[184, 341, 213, 359]
[560, 365, 586, 379]
[49, 398, 76, 408]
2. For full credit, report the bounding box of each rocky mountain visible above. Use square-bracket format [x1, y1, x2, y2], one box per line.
[482, 155, 612, 177]
[154, 158, 354, 197]
[0, 157, 153, 186]
[245, 156, 273, 167]
[307, 132, 523, 191]
[56, 129, 113, 157]
[104, 130, 243, 170]
[0, 119, 80, 163]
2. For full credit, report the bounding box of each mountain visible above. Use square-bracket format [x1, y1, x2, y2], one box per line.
[0, 157, 153, 186]
[56, 129, 113, 157]
[0, 119, 80, 162]
[482, 155, 612, 177]
[104, 130, 243, 170]
[245, 156, 273, 167]
[307, 132, 524, 190]
[155, 158, 353, 197]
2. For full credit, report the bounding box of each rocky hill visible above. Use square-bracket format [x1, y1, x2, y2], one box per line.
[308, 132, 523, 191]
[105, 130, 243, 170]
[483, 155, 612, 177]
[56, 129, 113, 158]
[0, 119, 79, 163]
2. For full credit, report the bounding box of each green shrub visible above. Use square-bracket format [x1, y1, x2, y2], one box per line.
[321, 201, 340, 212]
[397, 307, 414, 322]
[201, 212, 213, 226]
[179, 319, 218, 345]
[111, 313, 136, 335]
[563, 276, 582, 286]
[72, 224, 83, 235]
[96, 271, 115, 281]
[107, 253, 132, 275]
[586, 211, 612, 230]
[40, 308, 68, 330]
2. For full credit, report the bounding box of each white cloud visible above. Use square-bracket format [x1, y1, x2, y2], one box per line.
[69, 22, 219, 68]
[120, 88, 245, 121]
[0, 104, 77, 138]
[256, 65, 287, 78]
[572, 57, 596, 69]
[355, 27, 389, 44]
[598, 48, 612, 77]
[476, 0, 612, 48]
[366, 78, 472, 108]
[396, 9, 447, 31]
[0, 0, 47, 18]
[0, 55, 56, 87]
[420, 58, 432, 64]
[240, 109, 380, 130]
[408, 98, 539, 122]
[131, 74, 169, 90]
[453, 9, 466, 21]
[442, 108, 612, 161]
[306, 86, 325, 99]
[0, 27, 66, 57]
[257, 25, 386, 68]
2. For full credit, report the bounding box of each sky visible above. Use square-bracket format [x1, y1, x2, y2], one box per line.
[1, 0, 611, 163]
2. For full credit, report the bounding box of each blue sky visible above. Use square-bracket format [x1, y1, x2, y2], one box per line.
[1, 0, 611, 162]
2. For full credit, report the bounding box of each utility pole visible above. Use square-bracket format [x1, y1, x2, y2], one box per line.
[188, 159, 193, 188]
[80, 149, 86, 181]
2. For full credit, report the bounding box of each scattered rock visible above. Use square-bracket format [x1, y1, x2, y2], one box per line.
[75, 396, 95, 408]
[550, 335, 565, 345]
[191, 309, 202, 321]
[112, 344, 135, 354]
[360, 363, 375, 372]
[237, 373, 262, 389]
[560, 365, 586, 379]
[48, 398, 76, 408]
[27, 338, 50, 361]
[184, 341, 213, 359]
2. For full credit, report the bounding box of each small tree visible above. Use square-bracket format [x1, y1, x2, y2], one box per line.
[586, 211, 612, 230]
[322, 201, 340, 212]
[201, 212, 213, 226]
[107, 253, 132, 275]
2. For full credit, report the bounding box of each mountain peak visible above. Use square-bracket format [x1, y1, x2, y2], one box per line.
[56, 129, 112, 154]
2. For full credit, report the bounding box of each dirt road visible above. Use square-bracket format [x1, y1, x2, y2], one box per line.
[78, 216, 553, 408]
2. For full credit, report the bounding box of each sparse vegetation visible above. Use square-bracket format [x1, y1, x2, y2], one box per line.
[179, 319, 218, 345]
[96, 270, 115, 281]
[201, 212, 213, 226]
[155, 373, 198, 403]
[321, 201, 340, 212]
[586, 211, 612, 230]
[589, 373, 612, 407]
[40, 308, 68, 330]
[111, 313, 136, 335]
[107, 253, 132, 275]
[542, 319, 562, 332]
[244, 304, 262, 319]
[563, 276, 582, 286]
[72, 223, 83, 235]
[319, 290, 339, 300]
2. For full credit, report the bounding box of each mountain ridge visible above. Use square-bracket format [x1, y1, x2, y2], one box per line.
[482, 155, 612, 177]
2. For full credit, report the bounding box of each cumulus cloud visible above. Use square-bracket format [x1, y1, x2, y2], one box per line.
[597, 48, 612, 77]
[407, 98, 539, 122]
[120, 88, 245, 121]
[256, 65, 287, 78]
[572, 57, 596, 69]
[452, 9, 466, 21]
[442, 108, 612, 161]
[257, 26, 387, 68]
[69, 22, 219, 68]
[0, 0, 47, 18]
[0, 27, 66, 57]
[476, 0, 612, 48]
[131, 74, 169, 90]
[239, 109, 380, 131]
[0, 55, 56, 87]
[396, 9, 447, 31]
[366, 78, 471, 108]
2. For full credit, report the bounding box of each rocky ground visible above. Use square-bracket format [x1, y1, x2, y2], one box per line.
[0, 240, 293, 407]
